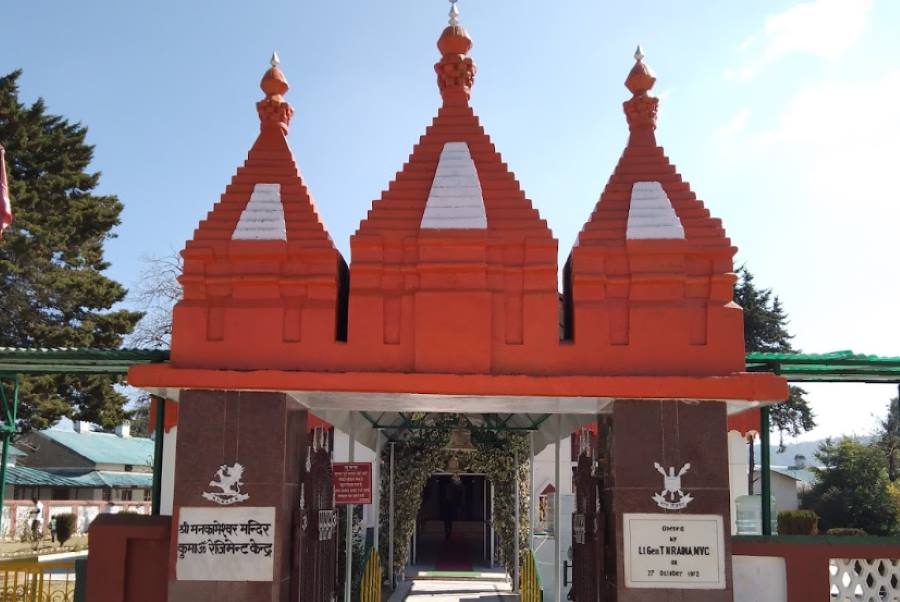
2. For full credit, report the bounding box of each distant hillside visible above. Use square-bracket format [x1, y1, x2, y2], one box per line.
[753, 436, 874, 469]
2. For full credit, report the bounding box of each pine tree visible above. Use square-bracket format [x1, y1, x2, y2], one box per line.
[0, 70, 142, 430]
[876, 397, 900, 482]
[736, 267, 815, 443]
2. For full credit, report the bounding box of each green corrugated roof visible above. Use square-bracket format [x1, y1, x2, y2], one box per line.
[92, 471, 153, 488]
[746, 350, 900, 382]
[4, 467, 152, 488]
[41, 429, 155, 467]
[770, 466, 817, 483]
[0, 347, 169, 375]
[4, 466, 83, 487]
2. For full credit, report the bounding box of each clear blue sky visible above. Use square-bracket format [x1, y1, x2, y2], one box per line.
[2, 0, 898, 441]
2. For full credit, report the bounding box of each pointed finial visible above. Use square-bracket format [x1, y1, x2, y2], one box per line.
[623, 45, 660, 144]
[258, 52, 293, 134]
[625, 45, 656, 96]
[449, 0, 460, 26]
[436, 0, 476, 105]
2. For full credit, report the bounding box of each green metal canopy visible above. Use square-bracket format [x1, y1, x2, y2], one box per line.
[746, 350, 900, 383]
[0, 347, 169, 376]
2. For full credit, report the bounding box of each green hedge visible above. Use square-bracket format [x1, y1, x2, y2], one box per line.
[777, 510, 819, 535]
[826, 527, 867, 536]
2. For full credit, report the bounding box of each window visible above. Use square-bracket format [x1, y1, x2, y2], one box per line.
[102, 488, 112, 502]
[124, 465, 133, 472]
[120, 489, 133, 501]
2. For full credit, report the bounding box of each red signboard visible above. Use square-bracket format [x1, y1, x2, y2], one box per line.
[332, 462, 373, 505]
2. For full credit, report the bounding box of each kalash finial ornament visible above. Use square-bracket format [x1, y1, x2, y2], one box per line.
[435, 0, 477, 105]
[623, 44, 659, 145]
[257, 50, 294, 134]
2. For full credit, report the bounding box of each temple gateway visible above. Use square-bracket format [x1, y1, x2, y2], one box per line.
[89, 3, 795, 601]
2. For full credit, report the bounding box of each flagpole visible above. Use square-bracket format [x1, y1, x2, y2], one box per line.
[1, 144, 14, 238]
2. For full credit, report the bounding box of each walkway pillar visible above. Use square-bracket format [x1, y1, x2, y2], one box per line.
[373, 430, 382, 552]
[529, 432, 535, 550]
[513, 448, 520, 593]
[389, 441, 396, 589]
[166, 390, 307, 602]
[554, 414, 562, 602]
[344, 412, 356, 602]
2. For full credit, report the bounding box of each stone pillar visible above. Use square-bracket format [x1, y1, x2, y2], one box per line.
[167, 390, 307, 602]
[602, 400, 733, 602]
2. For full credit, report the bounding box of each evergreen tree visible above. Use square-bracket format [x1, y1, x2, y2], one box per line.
[0, 70, 142, 430]
[801, 438, 899, 535]
[736, 267, 815, 444]
[876, 396, 900, 482]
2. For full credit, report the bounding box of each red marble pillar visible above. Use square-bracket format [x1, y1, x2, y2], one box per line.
[602, 400, 734, 602]
[167, 390, 307, 602]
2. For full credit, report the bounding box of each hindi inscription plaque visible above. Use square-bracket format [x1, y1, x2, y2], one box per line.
[176, 506, 275, 581]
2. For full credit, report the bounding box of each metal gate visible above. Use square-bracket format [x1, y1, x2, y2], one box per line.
[570, 430, 605, 601]
[295, 426, 338, 602]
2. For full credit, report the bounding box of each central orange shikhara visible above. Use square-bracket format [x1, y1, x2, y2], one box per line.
[146, 15, 784, 406]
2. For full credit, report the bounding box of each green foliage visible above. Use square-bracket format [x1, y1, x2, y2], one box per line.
[0, 70, 141, 430]
[378, 416, 530, 579]
[801, 438, 899, 535]
[776, 510, 818, 535]
[826, 528, 867, 536]
[875, 398, 900, 482]
[735, 267, 815, 445]
[55, 513, 77, 546]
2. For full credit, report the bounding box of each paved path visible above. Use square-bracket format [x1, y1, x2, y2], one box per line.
[401, 578, 515, 601]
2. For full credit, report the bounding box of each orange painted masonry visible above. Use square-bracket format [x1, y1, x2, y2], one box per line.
[131, 25, 787, 406]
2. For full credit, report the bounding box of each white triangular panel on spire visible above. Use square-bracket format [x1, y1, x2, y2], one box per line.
[420, 142, 487, 230]
[232, 183, 287, 240]
[626, 181, 685, 239]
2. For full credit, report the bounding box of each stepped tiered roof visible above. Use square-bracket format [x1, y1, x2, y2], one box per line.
[142, 8, 786, 411]
[172, 54, 347, 370]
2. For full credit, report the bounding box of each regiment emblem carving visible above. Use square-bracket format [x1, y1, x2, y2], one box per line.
[652, 462, 693, 510]
[202, 463, 250, 505]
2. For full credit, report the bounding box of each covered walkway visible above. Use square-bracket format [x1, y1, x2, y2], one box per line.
[391, 576, 514, 602]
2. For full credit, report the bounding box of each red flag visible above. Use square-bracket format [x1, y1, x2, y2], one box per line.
[0, 144, 12, 238]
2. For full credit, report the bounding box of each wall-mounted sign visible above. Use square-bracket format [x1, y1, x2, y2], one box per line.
[176, 506, 275, 581]
[623, 513, 725, 590]
[652, 462, 693, 510]
[202, 463, 250, 506]
[333, 462, 372, 505]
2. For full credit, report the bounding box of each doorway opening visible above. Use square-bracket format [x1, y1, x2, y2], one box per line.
[413, 473, 491, 572]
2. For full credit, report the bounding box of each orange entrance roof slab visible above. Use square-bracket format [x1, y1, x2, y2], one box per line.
[128, 364, 786, 408]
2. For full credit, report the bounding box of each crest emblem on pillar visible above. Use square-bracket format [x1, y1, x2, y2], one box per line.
[651, 462, 693, 510]
[202, 463, 250, 505]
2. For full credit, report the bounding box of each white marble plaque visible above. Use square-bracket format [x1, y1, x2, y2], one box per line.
[176, 506, 275, 582]
[623, 513, 726, 590]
